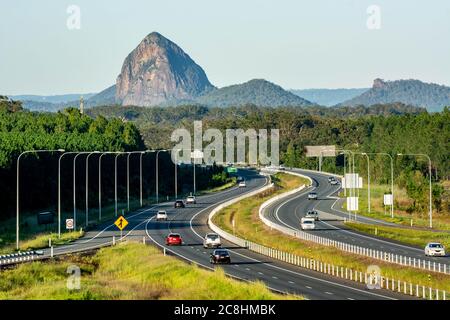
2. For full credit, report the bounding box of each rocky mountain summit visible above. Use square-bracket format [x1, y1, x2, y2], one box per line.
[115, 32, 214, 106]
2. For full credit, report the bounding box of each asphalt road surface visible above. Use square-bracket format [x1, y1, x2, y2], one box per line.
[262, 168, 450, 266]
[14, 169, 409, 300]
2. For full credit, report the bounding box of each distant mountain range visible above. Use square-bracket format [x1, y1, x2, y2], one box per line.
[339, 79, 450, 112]
[7, 32, 449, 112]
[290, 88, 369, 106]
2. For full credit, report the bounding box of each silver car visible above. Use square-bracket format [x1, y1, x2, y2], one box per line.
[203, 233, 222, 248]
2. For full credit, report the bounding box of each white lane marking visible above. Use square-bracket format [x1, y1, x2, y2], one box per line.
[305, 286, 312, 289]
[288, 281, 295, 284]
[347, 297, 354, 300]
[272, 170, 426, 255]
[245, 268, 251, 271]
[143, 214, 285, 296]
[258, 272, 264, 275]
[272, 276, 278, 279]
[187, 182, 397, 300]
[325, 291, 333, 295]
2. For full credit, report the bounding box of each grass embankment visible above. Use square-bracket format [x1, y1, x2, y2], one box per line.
[212, 173, 450, 292]
[198, 177, 237, 195]
[343, 183, 450, 230]
[0, 242, 300, 300]
[345, 222, 450, 249]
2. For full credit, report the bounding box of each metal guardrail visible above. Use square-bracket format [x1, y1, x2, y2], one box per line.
[259, 170, 450, 275]
[208, 172, 447, 300]
[0, 250, 38, 266]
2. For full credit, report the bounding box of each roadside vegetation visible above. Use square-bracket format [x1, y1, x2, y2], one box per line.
[342, 182, 450, 230]
[0, 242, 300, 300]
[212, 173, 450, 292]
[345, 222, 450, 249]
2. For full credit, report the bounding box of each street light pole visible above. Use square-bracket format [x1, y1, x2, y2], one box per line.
[398, 153, 433, 228]
[360, 153, 371, 214]
[17, 149, 64, 250]
[73, 152, 91, 231]
[114, 153, 126, 217]
[155, 150, 167, 203]
[58, 151, 78, 238]
[85, 151, 99, 227]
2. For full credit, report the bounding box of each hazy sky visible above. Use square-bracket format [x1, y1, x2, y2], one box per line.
[1, 0, 449, 95]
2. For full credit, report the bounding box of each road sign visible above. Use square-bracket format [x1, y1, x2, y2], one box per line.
[342, 174, 363, 189]
[305, 145, 336, 157]
[347, 197, 359, 211]
[227, 167, 237, 173]
[114, 216, 128, 231]
[66, 219, 74, 230]
[383, 194, 393, 206]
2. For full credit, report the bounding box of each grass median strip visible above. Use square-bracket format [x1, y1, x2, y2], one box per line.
[0, 242, 301, 300]
[345, 222, 450, 249]
[212, 172, 450, 292]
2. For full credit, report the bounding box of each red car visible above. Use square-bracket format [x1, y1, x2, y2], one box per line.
[165, 233, 183, 246]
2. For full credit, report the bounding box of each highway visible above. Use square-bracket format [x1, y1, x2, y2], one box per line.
[14, 168, 407, 300]
[262, 168, 450, 266]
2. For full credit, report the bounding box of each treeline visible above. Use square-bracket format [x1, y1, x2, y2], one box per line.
[0, 99, 229, 222]
[87, 103, 449, 214]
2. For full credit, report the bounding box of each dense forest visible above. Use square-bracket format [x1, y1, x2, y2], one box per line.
[87, 103, 449, 215]
[0, 97, 229, 223]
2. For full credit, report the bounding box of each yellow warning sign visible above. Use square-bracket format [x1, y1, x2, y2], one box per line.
[114, 216, 128, 230]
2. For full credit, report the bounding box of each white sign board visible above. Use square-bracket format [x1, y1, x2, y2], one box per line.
[342, 174, 363, 189]
[66, 219, 74, 230]
[383, 194, 393, 206]
[305, 145, 336, 157]
[347, 197, 359, 211]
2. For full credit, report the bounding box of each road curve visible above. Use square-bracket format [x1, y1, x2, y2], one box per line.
[263, 168, 450, 266]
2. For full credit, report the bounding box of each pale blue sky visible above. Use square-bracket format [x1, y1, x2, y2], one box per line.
[1, 0, 449, 95]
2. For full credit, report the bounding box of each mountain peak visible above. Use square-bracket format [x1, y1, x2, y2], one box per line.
[341, 78, 450, 112]
[116, 32, 214, 106]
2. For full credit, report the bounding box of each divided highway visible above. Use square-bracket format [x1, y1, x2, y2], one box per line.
[263, 168, 450, 266]
[6, 169, 409, 300]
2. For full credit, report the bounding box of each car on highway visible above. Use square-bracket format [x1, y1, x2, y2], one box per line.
[165, 233, 183, 246]
[328, 176, 335, 183]
[186, 195, 196, 204]
[425, 242, 446, 256]
[239, 180, 246, 187]
[300, 217, 315, 230]
[210, 249, 231, 264]
[278, 165, 286, 170]
[330, 179, 339, 185]
[305, 210, 319, 221]
[203, 233, 222, 248]
[156, 210, 168, 221]
[307, 192, 318, 200]
[174, 199, 185, 208]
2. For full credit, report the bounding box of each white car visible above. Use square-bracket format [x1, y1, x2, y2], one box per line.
[239, 181, 246, 187]
[203, 233, 222, 248]
[156, 210, 168, 221]
[425, 243, 446, 257]
[301, 217, 315, 230]
[330, 179, 339, 185]
[307, 192, 318, 200]
[186, 196, 196, 204]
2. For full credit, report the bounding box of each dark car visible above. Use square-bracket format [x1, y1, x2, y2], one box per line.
[165, 233, 183, 246]
[174, 199, 185, 208]
[210, 249, 231, 264]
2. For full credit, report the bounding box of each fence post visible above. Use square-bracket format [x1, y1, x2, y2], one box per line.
[113, 236, 116, 246]
[50, 246, 54, 258]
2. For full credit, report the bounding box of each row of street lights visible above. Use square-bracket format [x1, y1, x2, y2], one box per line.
[322, 149, 434, 228]
[16, 148, 201, 250]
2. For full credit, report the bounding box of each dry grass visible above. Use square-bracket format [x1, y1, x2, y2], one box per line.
[0, 242, 301, 300]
